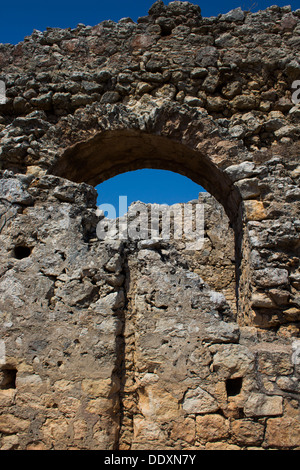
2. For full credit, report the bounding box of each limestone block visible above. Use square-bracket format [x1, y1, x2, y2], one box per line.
[244, 200, 267, 221]
[182, 387, 219, 414]
[265, 417, 300, 448]
[1, 435, 19, 450]
[0, 389, 16, 407]
[235, 178, 260, 199]
[224, 161, 256, 182]
[196, 414, 229, 442]
[212, 344, 255, 378]
[251, 292, 276, 308]
[42, 417, 71, 445]
[0, 177, 33, 205]
[133, 418, 166, 442]
[0, 414, 30, 434]
[244, 393, 283, 417]
[253, 268, 289, 288]
[230, 419, 265, 446]
[137, 385, 181, 421]
[81, 377, 120, 398]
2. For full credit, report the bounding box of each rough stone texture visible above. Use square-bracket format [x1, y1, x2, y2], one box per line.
[0, 1, 299, 450]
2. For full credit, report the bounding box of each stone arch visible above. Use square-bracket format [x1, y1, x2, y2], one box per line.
[52, 105, 242, 221]
[49, 103, 248, 318]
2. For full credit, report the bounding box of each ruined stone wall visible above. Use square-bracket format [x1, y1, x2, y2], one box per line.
[0, 1, 299, 450]
[0, 172, 299, 450]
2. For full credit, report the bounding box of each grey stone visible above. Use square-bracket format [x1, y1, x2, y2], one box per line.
[254, 268, 289, 288]
[225, 161, 256, 182]
[244, 393, 283, 417]
[195, 46, 219, 67]
[234, 178, 260, 199]
[220, 7, 245, 22]
[100, 91, 120, 104]
[183, 387, 219, 414]
[0, 178, 33, 205]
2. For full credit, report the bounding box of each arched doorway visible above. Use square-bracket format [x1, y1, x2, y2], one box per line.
[91, 167, 238, 449]
[49, 128, 251, 449]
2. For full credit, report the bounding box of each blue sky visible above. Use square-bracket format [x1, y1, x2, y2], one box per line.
[97, 170, 204, 216]
[0, 0, 299, 45]
[1, 0, 298, 211]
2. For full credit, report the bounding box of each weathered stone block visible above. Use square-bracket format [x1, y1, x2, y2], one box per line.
[0, 2, 299, 452]
[182, 387, 219, 414]
[244, 200, 267, 221]
[196, 414, 229, 442]
[244, 393, 283, 417]
[265, 417, 300, 448]
[253, 268, 289, 288]
[230, 419, 264, 446]
[0, 414, 30, 434]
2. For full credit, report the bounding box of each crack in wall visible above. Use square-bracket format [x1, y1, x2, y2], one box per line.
[113, 244, 139, 450]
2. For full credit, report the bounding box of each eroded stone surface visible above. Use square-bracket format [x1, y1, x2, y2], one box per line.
[0, 1, 299, 450]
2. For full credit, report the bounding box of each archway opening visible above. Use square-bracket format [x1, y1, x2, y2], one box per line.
[48, 127, 253, 449]
[95, 168, 237, 316]
[95, 168, 206, 217]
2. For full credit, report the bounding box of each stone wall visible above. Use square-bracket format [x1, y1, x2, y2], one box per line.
[0, 1, 299, 450]
[0, 172, 299, 450]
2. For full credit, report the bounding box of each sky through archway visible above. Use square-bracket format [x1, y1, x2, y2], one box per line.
[96, 169, 205, 217]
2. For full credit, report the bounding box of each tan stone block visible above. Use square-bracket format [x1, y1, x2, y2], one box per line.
[93, 418, 120, 449]
[251, 292, 276, 308]
[182, 386, 219, 414]
[169, 417, 196, 444]
[291, 165, 300, 179]
[244, 200, 266, 221]
[265, 417, 300, 448]
[57, 396, 81, 417]
[0, 389, 16, 407]
[81, 378, 116, 398]
[42, 417, 70, 444]
[205, 441, 241, 450]
[213, 381, 227, 408]
[196, 414, 229, 443]
[133, 417, 166, 442]
[230, 419, 265, 446]
[223, 398, 243, 419]
[26, 166, 47, 177]
[26, 441, 47, 450]
[1, 435, 19, 450]
[86, 397, 119, 415]
[53, 379, 74, 393]
[0, 414, 30, 434]
[138, 385, 181, 421]
[283, 307, 300, 321]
